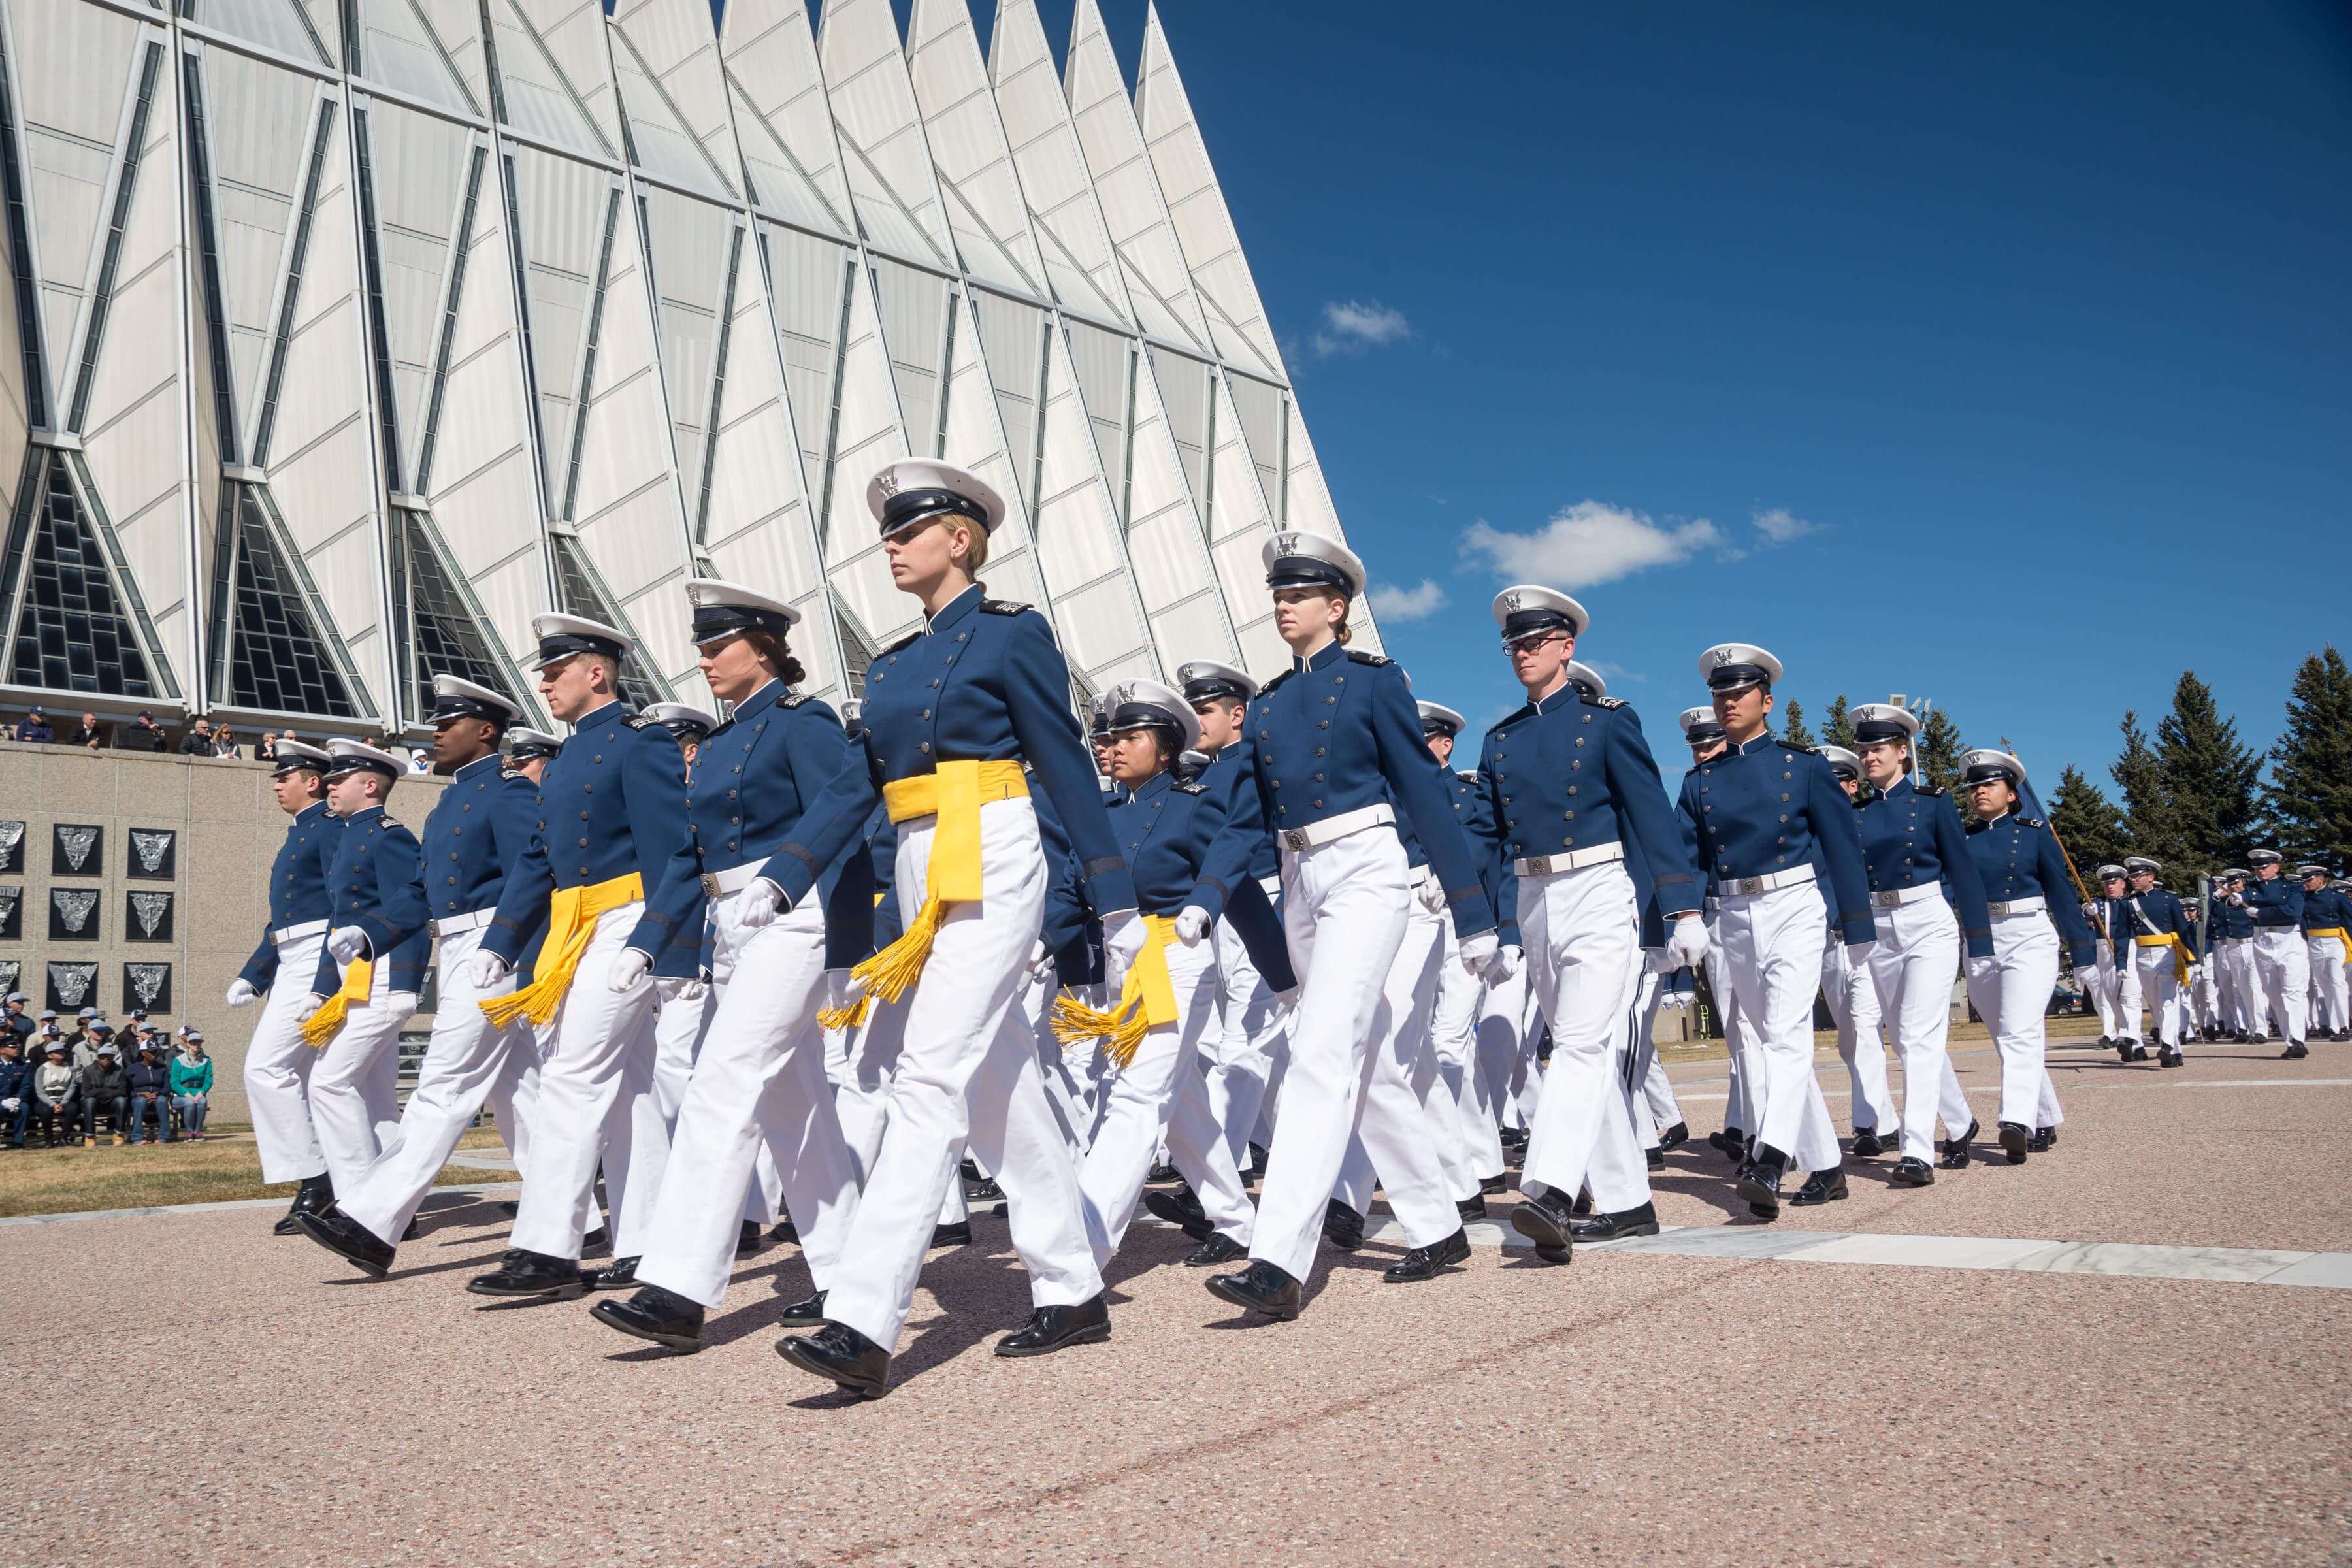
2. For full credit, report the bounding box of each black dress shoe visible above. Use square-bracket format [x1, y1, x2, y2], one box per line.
[1478, 1173, 1509, 1195]
[1383, 1227, 1471, 1282]
[996, 1292, 1111, 1357]
[1937, 1118, 1979, 1170]
[930, 1220, 973, 1248]
[966, 1177, 1004, 1203]
[960, 1156, 982, 1181]
[1851, 1128, 1889, 1158]
[770, 1216, 799, 1244]
[1183, 1233, 1246, 1267]
[1145, 1161, 1181, 1186]
[1204, 1259, 1301, 1320]
[1889, 1156, 1935, 1186]
[2116, 1039, 2137, 1064]
[1144, 1185, 1213, 1241]
[580, 1226, 611, 1258]
[2249, 1032, 2269, 1045]
[1997, 1121, 2030, 1164]
[1322, 1199, 1365, 1252]
[402, 1218, 421, 1241]
[1456, 1193, 1488, 1222]
[1644, 1145, 1666, 1171]
[1571, 1188, 1593, 1216]
[275, 1173, 334, 1236]
[587, 1256, 640, 1292]
[1737, 1145, 1788, 1219]
[296, 1205, 397, 1277]
[1568, 1201, 1659, 1243]
[467, 1249, 589, 1299]
[737, 1220, 763, 1257]
[1507, 1186, 1577, 1264]
[1658, 1120, 1689, 1151]
[777, 1289, 830, 1325]
[1790, 1166, 1848, 1207]
[590, 1284, 706, 1353]
[776, 1322, 889, 1399]
[2283, 1041, 2310, 1060]
[2159, 1045, 2182, 1068]
[2027, 1126, 2058, 1153]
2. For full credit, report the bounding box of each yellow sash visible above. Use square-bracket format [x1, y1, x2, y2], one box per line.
[300, 958, 373, 1050]
[1051, 915, 1179, 1068]
[2310, 927, 2349, 948]
[818, 760, 1029, 1026]
[480, 872, 645, 1028]
[2134, 932, 2193, 982]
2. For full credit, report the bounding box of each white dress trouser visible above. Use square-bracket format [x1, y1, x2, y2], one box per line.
[823, 798, 1101, 1350]
[612, 979, 712, 1257]
[510, 904, 658, 1260]
[1079, 930, 1251, 1262]
[638, 883, 857, 1309]
[245, 928, 329, 1184]
[1705, 932, 1761, 1137]
[2251, 927, 2310, 1046]
[1620, 959, 1680, 1148]
[836, 996, 968, 1228]
[1205, 895, 1289, 1171]
[2222, 939, 2255, 1032]
[1821, 934, 1897, 1135]
[341, 926, 528, 1244]
[1333, 887, 1460, 1211]
[1966, 910, 2065, 1130]
[2308, 936, 2348, 1033]
[1519, 860, 1650, 1211]
[1429, 919, 1501, 1181]
[1865, 894, 1963, 1165]
[1713, 881, 1841, 1172]
[1250, 823, 1457, 1281]
[307, 955, 412, 1198]
[2132, 943, 2183, 1049]
[1475, 966, 1544, 1133]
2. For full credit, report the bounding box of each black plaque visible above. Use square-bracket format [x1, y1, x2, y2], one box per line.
[0, 885, 19, 943]
[51, 823, 103, 877]
[125, 889, 174, 943]
[123, 962, 172, 1015]
[126, 827, 177, 880]
[0, 820, 22, 874]
[417, 958, 439, 1017]
[0, 958, 18, 996]
[48, 887, 101, 942]
[45, 960, 99, 1014]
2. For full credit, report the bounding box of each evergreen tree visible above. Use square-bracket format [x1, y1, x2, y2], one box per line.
[2264, 646, 2352, 862]
[1918, 706, 1967, 797]
[2047, 764, 2132, 877]
[1823, 693, 1857, 752]
[1780, 698, 1816, 749]
[2112, 709, 2174, 864]
[2154, 671, 2261, 878]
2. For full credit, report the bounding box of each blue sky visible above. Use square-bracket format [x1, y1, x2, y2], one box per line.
[992, 0, 2352, 790]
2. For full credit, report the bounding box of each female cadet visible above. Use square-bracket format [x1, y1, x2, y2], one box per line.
[1848, 706, 1995, 1186]
[586, 582, 860, 1353]
[1058, 679, 1256, 1269]
[1201, 532, 1497, 1322]
[1958, 749, 2095, 1163]
[760, 460, 1134, 1399]
[1813, 746, 1897, 1154]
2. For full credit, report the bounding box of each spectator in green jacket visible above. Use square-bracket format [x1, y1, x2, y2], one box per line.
[171, 1032, 214, 1141]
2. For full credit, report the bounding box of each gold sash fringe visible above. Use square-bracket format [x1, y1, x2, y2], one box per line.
[1051, 915, 1179, 1069]
[301, 958, 373, 1050]
[480, 872, 645, 1028]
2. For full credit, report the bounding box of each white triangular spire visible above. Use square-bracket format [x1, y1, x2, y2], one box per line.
[816, 260, 919, 645]
[816, 0, 955, 269]
[606, 0, 742, 203]
[483, 0, 625, 163]
[1203, 370, 1286, 677]
[719, 0, 856, 238]
[1026, 317, 1160, 685]
[905, 0, 1049, 299]
[936, 288, 1056, 636]
[986, 0, 1132, 327]
[1122, 350, 1243, 666]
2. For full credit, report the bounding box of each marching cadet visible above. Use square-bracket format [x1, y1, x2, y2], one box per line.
[1417, 699, 1510, 1200]
[1677, 645, 1872, 1218]
[504, 727, 561, 784]
[589, 581, 863, 1354]
[464, 615, 687, 1301]
[1959, 751, 2094, 1159]
[765, 461, 1130, 1397]
[1680, 704, 1755, 1160]
[1848, 706, 1993, 1184]
[2209, 872, 2255, 1041]
[1816, 745, 1899, 1155]
[2299, 865, 2349, 1041]
[297, 741, 430, 1200]
[224, 740, 344, 1234]
[298, 678, 543, 1275]
[480, 724, 564, 1183]
[2087, 864, 2147, 1060]
[2119, 857, 2196, 1066]
[1478, 588, 1703, 1262]
[2239, 849, 2311, 1060]
[1201, 532, 1496, 1321]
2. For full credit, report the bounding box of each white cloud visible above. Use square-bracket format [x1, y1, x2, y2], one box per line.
[1312, 299, 1411, 357]
[1584, 658, 1647, 685]
[1752, 506, 1820, 545]
[1368, 577, 1446, 622]
[1460, 500, 1724, 590]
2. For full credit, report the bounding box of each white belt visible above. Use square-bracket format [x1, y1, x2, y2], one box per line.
[2222, 936, 2250, 946]
[1870, 882, 1942, 908]
[1275, 802, 1394, 854]
[698, 861, 768, 898]
[272, 919, 328, 944]
[1258, 875, 1282, 897]
[1719, 864, 1816, 898]
[1987, 896, 2046, 918]
[1512, 842, 1625, 878]
[430, 907, 497, 938]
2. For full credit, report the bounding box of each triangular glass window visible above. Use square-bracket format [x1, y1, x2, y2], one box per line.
[393, 508, 525, 723]
[547, 532, 666, 710]
[216, 483, 359, 717]
[5, 453, 158, 697]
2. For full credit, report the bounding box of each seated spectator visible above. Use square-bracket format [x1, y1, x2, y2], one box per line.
[171, 1031, 213, 1141]
[72, 711, 106, 749]
[67, 1042, 129, 1147]
[119, 711, 167, 752]
[14, 705, 51, 742]
[3, 993, 31, 1047]
[213, 723, 241, 759]
[124, 1041, 171, 1145]
[255, 730, 277, 762]
[31, 1043, 72, 1146]
[0, 1036, 29, 1148]
[178, 719, 214, 755]
[72, 1015, 108, 1069]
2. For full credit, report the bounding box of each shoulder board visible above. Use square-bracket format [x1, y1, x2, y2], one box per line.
[2019, 817, 2046, 829]
[1174, 781, 1206, 796]
[1584, 694, 1627, 711]
[1258, 670, 1296, 699]
[780, 692, 808, 708]
[1456, 770, 1478, 783]
[1344, 649, 1393, 668]
[1486, 704, 1533, 734]
[979, 598, 1032, 617]
[623, 715, 653, 730]
[1916, 785, 1948, 797]
[879, 627, 923, 657]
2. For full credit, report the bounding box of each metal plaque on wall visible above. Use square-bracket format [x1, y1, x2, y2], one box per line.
[0, 958, 18, 996]
[127, 828, 177, 880]
[123, 962, 172, 1015]
[127, 890, 174, 942]
[52, 824, 102, 876]
[46, 961, 99, 1013]
[49, 887, 101, 941]
[0, 820, 22, 874]
[0, 885, 18, 943]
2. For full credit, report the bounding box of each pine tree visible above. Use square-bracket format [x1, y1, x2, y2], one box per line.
[2112, 709, 2174, 864]
[1918, 706, 1967, 797]
[2047, 764, 2132, 877]
[2264, 646, 2352, 862]
[2154, 671, 2261, 879]
[1823, 694, 1857, 753]
[1780, 699, 1816, 749]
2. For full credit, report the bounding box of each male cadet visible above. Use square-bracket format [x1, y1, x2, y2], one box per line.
[296, 740, 430, 1198]
[2119, 857, 2195, 1066]
[2300, 865, 2349, 1041]
[2208, 870, 2255, 1040]
[1417, 698, 1510, 1198]
[1678, 705, 1755, 1156]
[1816, 745, 1898, 1152]
[480, 724, 565, 1182]
[298, 678, 542, 1275]
[465, 615, 687, 1300]
[504, 727, 561, 785]
[1676, 644, 1873, 1218]
[1477, 587, 1705, 1261]
[2239, 849, 2311, 1060]
[225, 740, 344, 1233]
[2088, 865, 2148, 1062]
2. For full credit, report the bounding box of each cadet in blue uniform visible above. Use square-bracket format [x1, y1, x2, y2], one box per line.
[1201, 532, 1496, 1321]
[2119, 857, 2197, 1064]
[1676, 705, 1754, 1158]
[465, 615, 687, 1301]
[2208, 872, 2254, 1040]
[297, 742, 430, 1201]
[2086, 864, 2146, 1060]
[1677, 644, 1873, 1217]
[2300, 864, 2349, 1041]
[300, 678, 546, 1272]
[1417, 700, 1510, 1200]
[224, 740, 344, 1234]
[1478, 587, 1705, 1260]
[1816, 745, 1897, 1154]
[2239, 848, 2310, 1059]
[589, 581, 865, 1353]
[1848, 706, 1995, 1184]
[770, 460, 1131, 1398]
[1958, 750, 2095, 1158]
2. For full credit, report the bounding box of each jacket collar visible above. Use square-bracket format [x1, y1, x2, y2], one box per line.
[1731, 731, 1778, 756]
[1294, 640, 1346, 674]
[926, 583, 985, 636]
[575, 698, 629, 731]
[342, 804, 385, 826]
[296, 800, 332, 824]
[1881, 776, 1915, 802]
[452, 754, 502, 783]
[1127, 769, 1175, 804]
[1532, 681, 1578, 717]
[732, 678, 783, 721]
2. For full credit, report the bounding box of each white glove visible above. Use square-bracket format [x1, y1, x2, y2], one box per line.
[1174, 906, 1210, 946]
[1492, 943, 1524, 980]
[1275, 986, 1301, 1008]
[736, 878, 784, 930]
[676, 975, 708, 1002]
[1458, 930, 1499, 978]
[828, 970, 870, 1019]
[1026, 939, 1057, 983]
[1414, 875, 1446, 915]
[608, 947, 651, 993]
[327, 925, 369, 964]
[1846, 939, 1877, 964]
[387, 992, 419, 1021]
[224, 979, 258, 1009]
[470, 949, 511, 990]
[1102, 910, 1145, 987]
[1666, 914, 1710, 969]
[1, 1098, 20, 1113]
[1658, 988, 1691, 1012]
[297, 994, 326, 1023]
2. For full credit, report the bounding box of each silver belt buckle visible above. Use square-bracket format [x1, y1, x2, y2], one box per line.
[1989, 900, 2011, 917]
[1282, 828, 1310, 851]
[699, 873, 722, 897]
[1873, 889, 1901, 907]
[1526, 855, 1552, 876]
[1733, 875, 1763, 895]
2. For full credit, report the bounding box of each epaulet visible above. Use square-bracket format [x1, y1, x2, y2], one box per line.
[1174, 781, 1206, 795]
[780, 692, 808, 708]
[1486, 704, 1533, 734]
[623, 715, 653, 729]
[1345, 649, 1393, 668]
[1916, 784, 1948, 797]
[1584, 694, 1627, 711]
[1258, 670, 1296, 698]
[2019, 817, 2046, 829]
[1456, 769, 1478, 783]
[880, 627, 923, 657]
[979, 598, 1032, 617]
